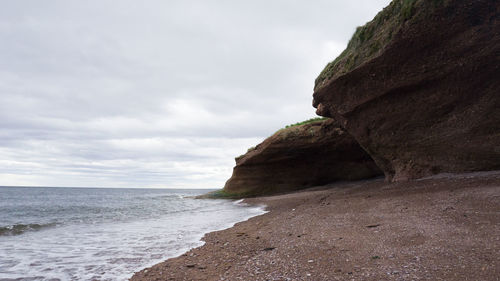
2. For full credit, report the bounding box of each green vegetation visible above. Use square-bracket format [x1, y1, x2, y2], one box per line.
[273, 117, 327, 141]
[237, 117, 328, 162]
[201, 189, 235, 199]
[314, 0, 449, 90]
[199, 189, 256, 199]
[284, 117, 327, 129]
[401, 0, 417, 20]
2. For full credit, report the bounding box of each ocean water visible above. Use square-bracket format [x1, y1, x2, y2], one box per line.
[0, 187, 266, 281]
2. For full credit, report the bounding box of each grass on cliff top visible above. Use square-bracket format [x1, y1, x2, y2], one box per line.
[239, 117, 328, 160]
[284, 117, 327, 129]
[314, 0, 449, 90]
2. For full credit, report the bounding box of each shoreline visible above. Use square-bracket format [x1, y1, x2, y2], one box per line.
[125, 198, 267, 281]
[131, 172, 500, 280]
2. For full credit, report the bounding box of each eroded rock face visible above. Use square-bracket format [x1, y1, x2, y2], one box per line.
[313, 0, 500, 181]
[223, 119, 382, 196]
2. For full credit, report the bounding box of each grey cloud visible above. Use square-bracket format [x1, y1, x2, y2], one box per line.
[0, 0, 390, 188]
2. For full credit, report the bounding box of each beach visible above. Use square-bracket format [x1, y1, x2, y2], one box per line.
[131, 172, 500, 280]
[0, 188, 265, 280]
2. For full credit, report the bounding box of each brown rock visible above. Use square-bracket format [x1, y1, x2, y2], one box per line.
[313, 0, 500, 181]
[223, 119, 382, 196]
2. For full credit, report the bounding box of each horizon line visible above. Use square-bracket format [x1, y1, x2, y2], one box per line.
[0, 185, 218, 190]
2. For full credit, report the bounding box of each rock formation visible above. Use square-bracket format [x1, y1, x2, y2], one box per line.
[313, 0, 500, 181]
[223, 119, 382, 196]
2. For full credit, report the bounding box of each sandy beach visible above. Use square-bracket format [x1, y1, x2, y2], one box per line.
[131, 171, 500, 280]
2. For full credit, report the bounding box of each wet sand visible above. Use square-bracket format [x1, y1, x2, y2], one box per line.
[131, 172, 500, 280]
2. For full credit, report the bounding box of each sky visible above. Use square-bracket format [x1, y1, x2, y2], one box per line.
[0, 0, 391, 189]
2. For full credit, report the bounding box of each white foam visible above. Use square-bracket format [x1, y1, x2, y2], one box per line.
[0, 198, 267, 281]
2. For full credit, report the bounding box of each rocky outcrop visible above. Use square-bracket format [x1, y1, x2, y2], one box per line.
[313, 0, 500, 181]
[223, 119, 382, 196]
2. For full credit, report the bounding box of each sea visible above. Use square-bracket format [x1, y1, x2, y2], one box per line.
[0, 186, 266, 281]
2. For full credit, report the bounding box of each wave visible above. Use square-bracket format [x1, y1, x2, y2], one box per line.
[0, 223, 57, 236]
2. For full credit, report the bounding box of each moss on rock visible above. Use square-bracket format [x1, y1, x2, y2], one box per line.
[314, 0, 451, 91]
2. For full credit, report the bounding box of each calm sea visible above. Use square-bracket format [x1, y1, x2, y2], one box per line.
[0, 187, 265, 280]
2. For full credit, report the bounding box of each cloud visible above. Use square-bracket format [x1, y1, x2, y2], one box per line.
[0, 0, 391, 188]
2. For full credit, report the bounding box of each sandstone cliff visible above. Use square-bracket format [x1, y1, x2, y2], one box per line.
[222, 119, 382, 197]
[313, 0, 500, 181]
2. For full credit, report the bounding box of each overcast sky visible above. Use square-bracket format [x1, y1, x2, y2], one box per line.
[0, 0, 390, 189]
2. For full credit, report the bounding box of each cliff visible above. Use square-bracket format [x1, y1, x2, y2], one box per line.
[313, 0, 500, 181]
[222, 119, 382, 197]
[133, 2, 500, 279]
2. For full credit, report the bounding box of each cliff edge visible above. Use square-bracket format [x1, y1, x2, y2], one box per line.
[313, 0, 500, 181]
[221, 119, 382, 197]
